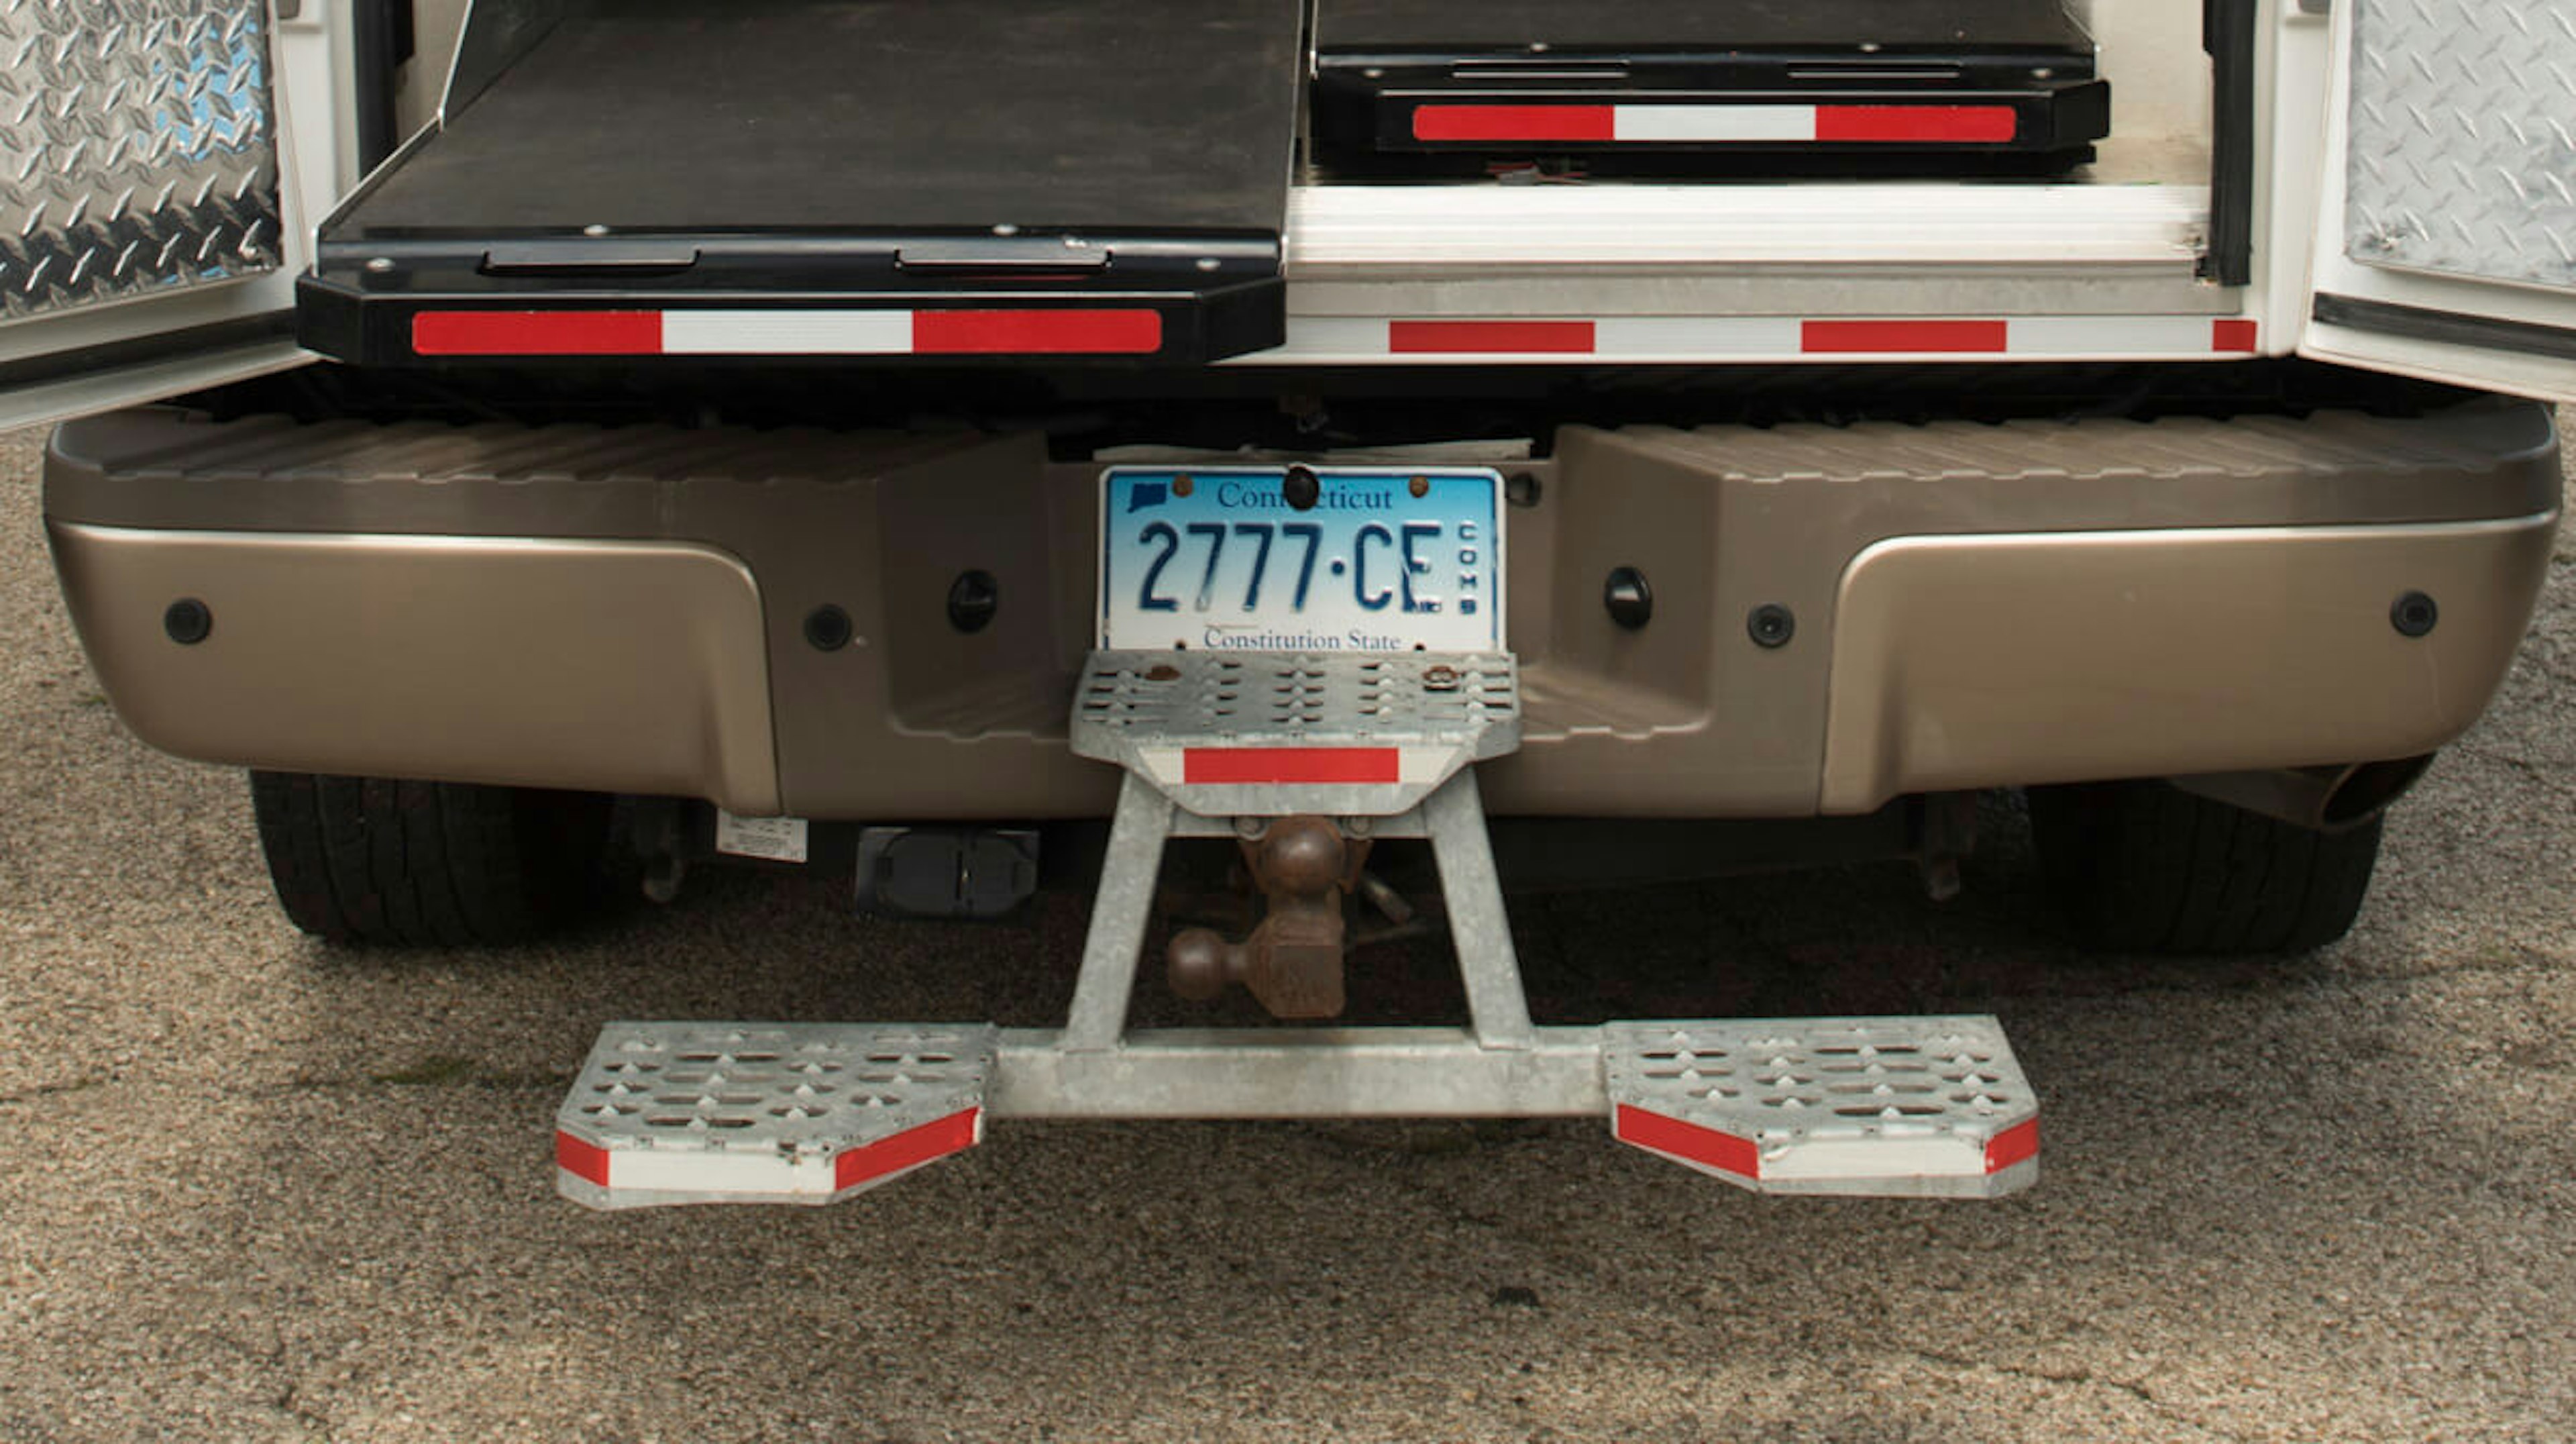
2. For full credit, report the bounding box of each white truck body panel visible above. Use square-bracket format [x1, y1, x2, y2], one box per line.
[1, 1, 2571, 415]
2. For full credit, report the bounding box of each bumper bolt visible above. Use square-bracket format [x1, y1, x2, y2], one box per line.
[1283, 465, 1322, 512]
[163, 598, 213, 646]
[802, 605, 853, 652]
[2391, 591, 2438, 639]
[1748, 604, 1796, 649]
[947, 570, 1000, 634]
[164, 598, 215, 641]
[1603, 567, 1653, 630]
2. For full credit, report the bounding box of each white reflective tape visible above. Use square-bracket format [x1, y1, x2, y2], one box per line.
[2002, 314, 2231, 356]
[611, 1146, 839, 1196]
[1398, 747, 1461, 784]
[1593, 316, 1804, 356]
[661, 310, 914, 355]
[1758, 1134, 1987, 1182]
[1613, 105, 1814, 142]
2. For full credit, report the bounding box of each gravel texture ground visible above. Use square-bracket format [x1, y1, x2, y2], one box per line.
[2, 419, 2572, 1443]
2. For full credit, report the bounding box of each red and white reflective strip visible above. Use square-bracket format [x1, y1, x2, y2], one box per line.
[1132, 745, 1452, 788]
[555, 1107, 981, 1199]
[1614, 1104, 2041, 1186]
[1413, 103, 2019, 146]
[1258, 315, 2262, 364]
[411, 308, 1165, 358]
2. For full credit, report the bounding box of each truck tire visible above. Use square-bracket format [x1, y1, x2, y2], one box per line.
[249, 772, 619, 947]
[2028, 780, 2384, 956]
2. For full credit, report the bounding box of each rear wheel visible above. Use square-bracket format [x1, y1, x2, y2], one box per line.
[250, 772, 621, 946]
[2028, 780, 2385, 956]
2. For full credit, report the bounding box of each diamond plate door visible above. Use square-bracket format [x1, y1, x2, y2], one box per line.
[0, 0, 282, 322]
[2343, 0, 2576, 293]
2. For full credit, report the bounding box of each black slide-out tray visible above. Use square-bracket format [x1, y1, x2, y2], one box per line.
[1313, 0, 2109, 175]
[301, 0, 1302, 366]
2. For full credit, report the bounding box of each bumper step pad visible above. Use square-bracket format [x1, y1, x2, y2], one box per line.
[1607, 1017, 2038, 1198]
[556, 1023, 996, 1209]
[1071, 649, 1519, 817]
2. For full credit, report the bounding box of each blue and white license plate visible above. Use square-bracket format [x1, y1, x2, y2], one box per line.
[1098, 466, 1504, 652]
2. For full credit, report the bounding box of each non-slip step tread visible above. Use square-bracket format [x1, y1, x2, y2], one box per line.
[1071, 648, 1521, 813]
[1605, 1016, 2039, 1198]
[556, 1022, 997, 1209]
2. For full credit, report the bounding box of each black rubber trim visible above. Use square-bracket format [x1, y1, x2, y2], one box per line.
[352, 0, 413, 173]
[0, 312, 294, 391]
[2202, 0, 2257, 287]
[1351, 85, 2110, 156]
[293, 272, 1287, 368]
[2313, 293, 2576, 364]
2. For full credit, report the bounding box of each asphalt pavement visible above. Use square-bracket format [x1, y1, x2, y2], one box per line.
[2, 419, 2571, 1442]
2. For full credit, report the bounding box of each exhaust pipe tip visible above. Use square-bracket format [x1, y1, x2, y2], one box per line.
[2320, 755, 2436, 831]
[2169, 754, 2436, 834]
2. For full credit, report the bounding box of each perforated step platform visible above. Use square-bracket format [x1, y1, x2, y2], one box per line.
[1606, 1017, 2039, 1198]
[555, 1023, 996, 1209]
[1071, 649, 1520, 816]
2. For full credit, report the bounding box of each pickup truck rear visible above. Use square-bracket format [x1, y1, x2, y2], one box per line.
[4, 0, 2569, 1206]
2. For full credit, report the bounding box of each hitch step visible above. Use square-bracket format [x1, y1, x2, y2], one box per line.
[555, 648, 2042, 1208]
[1605, 1018, 2038, 1198]
[556, 1024, 994, 1210]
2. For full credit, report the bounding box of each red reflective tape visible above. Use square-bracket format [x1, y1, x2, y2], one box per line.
[2212, 318, 2260, 353]
[835, 1108, 981, 1192]
[1815, 105, 2019, 144]
[412, 310, 663, 356]
[554, 1131, 611, 1187]
[1984, 1117, 2041, 1174]
[1413, 103, 1617, 143]
[1183, 747, 1402, 785]
[1801, 319, 2011, 354]
[1615, 1104, 1759, 1178]
[1389, 319, 1598, 355]
[911, 309, 1163, 355]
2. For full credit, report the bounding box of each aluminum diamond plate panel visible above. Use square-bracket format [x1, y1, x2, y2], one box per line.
[557, 1023, 996, 1208]
[1070, 648, 1521, 815]
[2343, 0, 2576, 292]
[0, 0, 280, 320]
[1605, 1017, 2039, 1198]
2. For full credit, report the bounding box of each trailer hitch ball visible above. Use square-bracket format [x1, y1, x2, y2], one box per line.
[1167, 816, 1362, 1019]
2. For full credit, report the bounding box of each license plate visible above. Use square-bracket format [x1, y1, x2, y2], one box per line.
[1098, 466, 1504, 652]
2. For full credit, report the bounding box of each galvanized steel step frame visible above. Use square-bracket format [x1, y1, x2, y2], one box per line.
[557, 649, 2039, 1207]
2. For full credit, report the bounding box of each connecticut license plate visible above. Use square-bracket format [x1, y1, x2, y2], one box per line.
[1098, 466, 1504, 652]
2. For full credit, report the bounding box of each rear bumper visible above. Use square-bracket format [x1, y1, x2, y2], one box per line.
[45, 401, 2560, 819]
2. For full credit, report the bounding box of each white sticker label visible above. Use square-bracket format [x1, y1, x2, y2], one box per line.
[714, 811, 810, 864]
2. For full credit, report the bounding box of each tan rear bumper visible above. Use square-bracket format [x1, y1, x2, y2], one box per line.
[45, 401, 2561, 819]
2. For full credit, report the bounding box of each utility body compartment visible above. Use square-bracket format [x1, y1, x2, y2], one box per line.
[1311, 0, 2111, 174]
[19, 1, 2576, 409]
